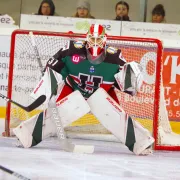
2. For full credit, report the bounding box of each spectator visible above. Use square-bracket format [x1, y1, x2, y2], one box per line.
[114, 1, 131, 21]
[151, 4, 166, 23]
[36, 0, 55, 16]
[73, 0, 95, 19]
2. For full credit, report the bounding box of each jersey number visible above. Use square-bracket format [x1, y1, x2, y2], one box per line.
[48, 57, 58, 66]
[79, 73, 103, 93]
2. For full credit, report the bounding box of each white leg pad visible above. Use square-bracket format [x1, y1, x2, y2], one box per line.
[13, 117, 35, 148]
[87, 89, 127, 143]
[13, 123, 33, 148]
[13, 109, 56, 148]
[87, 88, 154, 155]
[13, 90, 90, 148]
[55, 90, 91, 127]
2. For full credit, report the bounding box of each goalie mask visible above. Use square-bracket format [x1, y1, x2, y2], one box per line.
[86, 24, 107, 58]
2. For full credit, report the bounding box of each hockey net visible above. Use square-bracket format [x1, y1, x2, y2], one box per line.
[5, 30, 180, 150]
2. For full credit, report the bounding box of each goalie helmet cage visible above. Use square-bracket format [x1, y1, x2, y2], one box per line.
[5, 29, 180, 151]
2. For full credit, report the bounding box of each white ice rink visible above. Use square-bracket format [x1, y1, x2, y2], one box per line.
[1, 134, 180, 180]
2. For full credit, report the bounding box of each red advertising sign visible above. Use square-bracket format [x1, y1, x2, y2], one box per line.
[163, 49, 180, 120]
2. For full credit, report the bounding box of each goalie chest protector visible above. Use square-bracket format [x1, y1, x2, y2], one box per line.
[48, 41, 126, 98]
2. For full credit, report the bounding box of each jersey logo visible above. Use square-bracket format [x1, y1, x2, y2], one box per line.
[74, 41, 85, 49]
[89, 66, 95, 73]
[107, 46, 118, 54]
[78, 73, 103, 94]
[71, 54, 86, 64]
[72, 54, 80, 64]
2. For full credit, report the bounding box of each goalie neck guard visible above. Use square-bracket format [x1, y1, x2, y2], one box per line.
[86, 24, 107, 59]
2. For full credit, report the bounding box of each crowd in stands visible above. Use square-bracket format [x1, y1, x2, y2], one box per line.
[35, 0, 56, 16]
[0, 0, 167, 25]
[33, 0, 166, 23]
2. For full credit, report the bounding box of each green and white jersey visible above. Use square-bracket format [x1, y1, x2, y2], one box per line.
[47, 40, 126, 98]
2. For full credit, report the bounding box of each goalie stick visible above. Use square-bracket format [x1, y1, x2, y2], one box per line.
[29, 31, 44, 76]
[50, 100, 94, 153]
[0, 165, 30, 180]
[0, 93, 46, 112]
[30, 31, 94, 153]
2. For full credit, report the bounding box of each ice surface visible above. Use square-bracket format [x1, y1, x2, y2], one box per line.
[1, 136, 180, 180]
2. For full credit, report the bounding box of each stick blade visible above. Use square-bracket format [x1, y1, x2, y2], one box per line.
[61, 143, 94, 154]
[27, 95, 46, 112]
[73, 145, 95, 154]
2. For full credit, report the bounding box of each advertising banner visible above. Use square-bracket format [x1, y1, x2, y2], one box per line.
[163, 49, 180, 120]
[20, 14, 121, 36]
[121, 21, 180, 40]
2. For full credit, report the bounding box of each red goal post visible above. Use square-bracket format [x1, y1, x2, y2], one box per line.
[5, 29, 180, 151]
